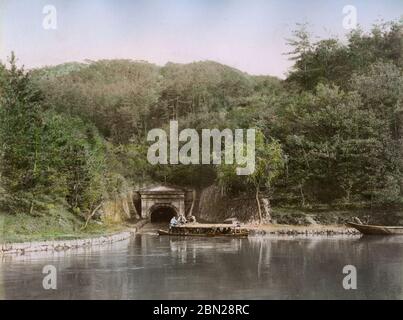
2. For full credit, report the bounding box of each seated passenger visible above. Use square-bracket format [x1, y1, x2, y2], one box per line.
[169, 215, 178, 229]
[177, 214, 187, 225]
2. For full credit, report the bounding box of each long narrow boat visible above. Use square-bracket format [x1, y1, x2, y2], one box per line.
[158, 224, 249, 237]
[346, 222, 403, 235]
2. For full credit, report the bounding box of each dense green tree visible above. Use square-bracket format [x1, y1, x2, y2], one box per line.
[0, 55, 107, 217]
[273, 84, 400, 205]
[0, 53, 44, 213]
[286, 20, 403, 91]
[217, 131, 284, 223]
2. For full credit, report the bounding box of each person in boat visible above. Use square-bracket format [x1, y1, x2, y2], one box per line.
[169, 215, 178, 229]
[177, 214, 187, 225]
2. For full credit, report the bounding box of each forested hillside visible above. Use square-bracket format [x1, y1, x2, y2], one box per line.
[0, 21, 402, 231]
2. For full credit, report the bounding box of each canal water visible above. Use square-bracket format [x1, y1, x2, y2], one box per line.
[1, 233, 403, 299]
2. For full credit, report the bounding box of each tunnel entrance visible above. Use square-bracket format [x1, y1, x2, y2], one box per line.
[150, 206, 177, 223]
[139, 185, 186, 220]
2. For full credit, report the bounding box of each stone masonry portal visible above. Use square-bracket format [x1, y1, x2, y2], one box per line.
[139, 186, 186, 220]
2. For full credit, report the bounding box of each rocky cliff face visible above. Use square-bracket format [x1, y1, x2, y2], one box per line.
[100, 190, 139, 223]
[197, 185, 261, 223]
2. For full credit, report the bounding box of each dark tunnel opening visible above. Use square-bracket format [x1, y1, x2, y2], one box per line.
[150, 206, 177, 223]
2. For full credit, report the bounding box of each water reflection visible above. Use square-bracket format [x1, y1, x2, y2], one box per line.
[1, 234, 403, 299]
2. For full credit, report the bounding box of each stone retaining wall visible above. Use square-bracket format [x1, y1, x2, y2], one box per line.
[0, 231, 134, 255]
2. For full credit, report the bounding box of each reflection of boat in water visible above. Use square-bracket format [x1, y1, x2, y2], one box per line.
[346, 222, 403, 235]
[158, 224, 249, 238]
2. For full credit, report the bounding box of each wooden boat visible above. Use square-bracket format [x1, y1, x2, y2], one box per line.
[346, 222, 403, 235]
[158, 223, 249, 237]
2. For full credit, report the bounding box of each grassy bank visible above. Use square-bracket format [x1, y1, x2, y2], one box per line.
[0, 209, 126, 243]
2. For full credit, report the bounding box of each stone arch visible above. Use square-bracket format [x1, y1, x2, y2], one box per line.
[139, 185, 186, 220]
[149, 203, 179, 222]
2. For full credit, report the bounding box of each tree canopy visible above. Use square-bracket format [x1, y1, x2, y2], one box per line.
[1, 19, 402, 221]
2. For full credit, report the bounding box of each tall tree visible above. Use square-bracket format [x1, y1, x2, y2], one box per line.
[0, 53, 44, 213]
[217, 131, 284, 223]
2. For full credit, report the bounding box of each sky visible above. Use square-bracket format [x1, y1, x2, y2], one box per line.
[0, 0, 402, 78]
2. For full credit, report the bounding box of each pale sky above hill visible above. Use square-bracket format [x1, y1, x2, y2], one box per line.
[0, 0, 402, 78]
